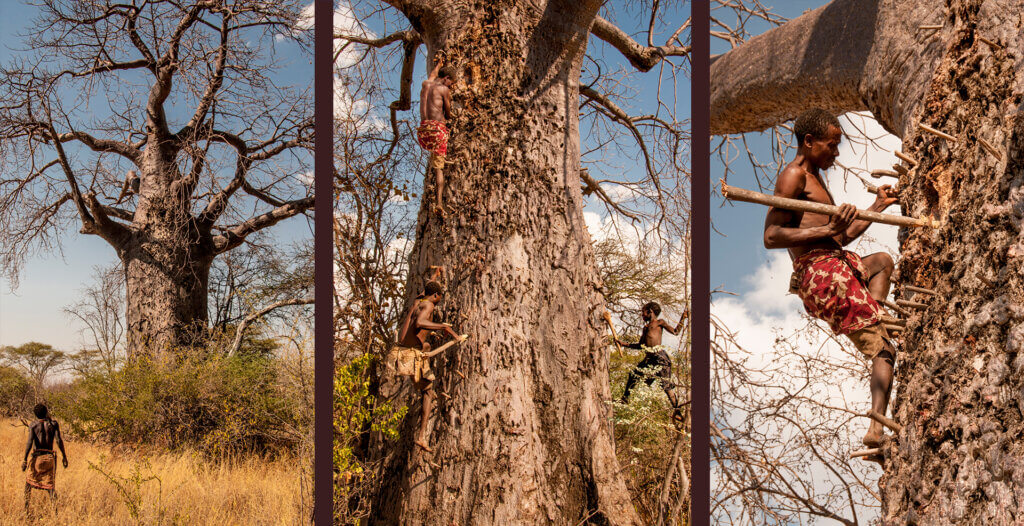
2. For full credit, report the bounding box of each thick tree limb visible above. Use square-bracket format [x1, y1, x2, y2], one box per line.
[227, 297, 313, 357]
[710, 0, 947, 137]
[212, 196, 314, 253]
[591, 16, 689, 72]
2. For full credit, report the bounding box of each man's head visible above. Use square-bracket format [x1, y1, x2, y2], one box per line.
[642, 301, 661, 321]
[794, 109, 843, 170]
[423, 280, 445, 303]
[33, 403, 48, 419]
[438, 67, 455, 87]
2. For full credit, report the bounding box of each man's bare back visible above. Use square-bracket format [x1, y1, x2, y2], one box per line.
[420, 78, 451, 123]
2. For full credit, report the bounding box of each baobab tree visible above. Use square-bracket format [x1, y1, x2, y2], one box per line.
[0, 0, 313, 356]
[712, 1, 1024, 523]
[335, 0, 689, 523]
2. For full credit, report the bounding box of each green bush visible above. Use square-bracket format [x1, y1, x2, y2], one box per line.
[55, 351, 304, 457]
[0, 365, 30, 416]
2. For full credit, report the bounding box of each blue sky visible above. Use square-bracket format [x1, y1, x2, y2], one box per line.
[0, 2, 314, 351]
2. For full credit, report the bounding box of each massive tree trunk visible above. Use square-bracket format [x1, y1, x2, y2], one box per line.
[123, 155, 216, 356]
[712, 0, 1024, 523]
[369, 1, 640, 524]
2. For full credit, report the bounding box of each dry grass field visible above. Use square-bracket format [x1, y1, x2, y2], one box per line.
[0, 419, 309, 525]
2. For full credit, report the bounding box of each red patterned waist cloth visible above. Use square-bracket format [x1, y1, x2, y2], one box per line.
[417, 119, 449, 156]
[792, 249, 883, 335]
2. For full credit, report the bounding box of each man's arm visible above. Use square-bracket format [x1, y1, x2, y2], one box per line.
[55, 422, 68, 467]
[22, 425, 32, 470]
[763, 167, 855, 249]
[833, 185, 898, 245]
[661, 311, 689, 336]
[428, 59, 441, 81]
[415, 302, 460, 339]
[441, 86, 452, 120]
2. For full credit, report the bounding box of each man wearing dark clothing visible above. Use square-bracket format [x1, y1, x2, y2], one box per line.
[616, 302, 687, 420]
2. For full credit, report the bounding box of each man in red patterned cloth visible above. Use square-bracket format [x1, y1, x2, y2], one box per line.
[764, 108, 898, 450]
[418, 59, 454, 217]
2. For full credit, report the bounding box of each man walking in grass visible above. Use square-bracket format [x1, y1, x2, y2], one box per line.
[23, 403, 68, 513]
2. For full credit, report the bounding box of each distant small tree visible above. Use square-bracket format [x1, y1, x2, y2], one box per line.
[1, 342, 66, 395]
[0, 365, 31, 416]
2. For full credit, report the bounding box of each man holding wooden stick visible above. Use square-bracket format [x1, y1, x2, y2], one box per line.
[389, 276, 467, 454]
[762, 109, 898, 450]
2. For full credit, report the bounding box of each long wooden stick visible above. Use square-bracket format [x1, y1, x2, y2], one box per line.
[720, 180, 940, 228]
[422, 334, 469, 358]
[896, 299, 927, 310]
[979, 137, 1000, 159]
[919, 123, 957, 142]
[904, 285, 936, 296]
[603, 311, 624, 358]
[880, 299, 910, 318]
[868, 411, 903, 432]
[894, 151, 918, 166]
[850, 448, 882, 458]
[871, 169, 899, 179]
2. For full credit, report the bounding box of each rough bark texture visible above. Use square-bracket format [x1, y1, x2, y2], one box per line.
[123, 153, 214, 355]
[712, 1, 1024, 524]
[370, 1, 640, 524]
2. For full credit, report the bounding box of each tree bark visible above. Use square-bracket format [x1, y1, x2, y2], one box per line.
[369, 1, 640, 524]
[712, 1, 1024, 523]
[123, 154, 216, 357]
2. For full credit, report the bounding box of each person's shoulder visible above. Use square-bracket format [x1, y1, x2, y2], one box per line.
[775, 162, 808, 195]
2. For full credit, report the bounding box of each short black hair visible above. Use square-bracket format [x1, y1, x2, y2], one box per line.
[33, 403, 47, 419]
[438, 67, 455, 80]
[424, 280, 445, 297]
[642, 302, 661, 316]
[793, 109, 842, 146]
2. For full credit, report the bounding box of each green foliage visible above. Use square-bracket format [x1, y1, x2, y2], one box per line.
[0, 365, 30, 416]
[1, 341, 66, 392]
[56, 350, 304, 457]
[611, 345, 691, 524]
[333, 353, 406, 524]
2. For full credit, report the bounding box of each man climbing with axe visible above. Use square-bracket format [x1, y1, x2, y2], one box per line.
[388, 269, 467, 454]
[763, 108, 898, 451]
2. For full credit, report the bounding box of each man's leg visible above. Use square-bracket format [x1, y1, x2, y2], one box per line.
[24, 483, 31, 512]
[414, 380, 435, 453]
[431, 155, 445, 215]
[620, 368, 641, 403]
[862, 252, 895, 302]
[848, 325, 895, 447]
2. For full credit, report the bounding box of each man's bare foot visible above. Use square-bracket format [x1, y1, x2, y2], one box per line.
[415, 439, 433, 453]
[863, 429, 885, 448]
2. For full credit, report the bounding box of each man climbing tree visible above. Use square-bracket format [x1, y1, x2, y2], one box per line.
[418, 60, 454, 217]
[335, 1, 687, 522]
[712, 1, 1024, 522]
[388, 276, 466, 455]
[763, 108, 898, 450]
[617, 302, 686, 422]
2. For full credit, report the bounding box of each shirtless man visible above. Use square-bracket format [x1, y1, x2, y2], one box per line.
[22, 403, 68, 512]
[617, 302, 686, 417]
[417, 60, 454, 216]
[392, 279, 463, 453]
[764, 108, 898, 449]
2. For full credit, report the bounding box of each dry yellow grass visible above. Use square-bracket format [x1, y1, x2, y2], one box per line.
[0, 419, 309, 525]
